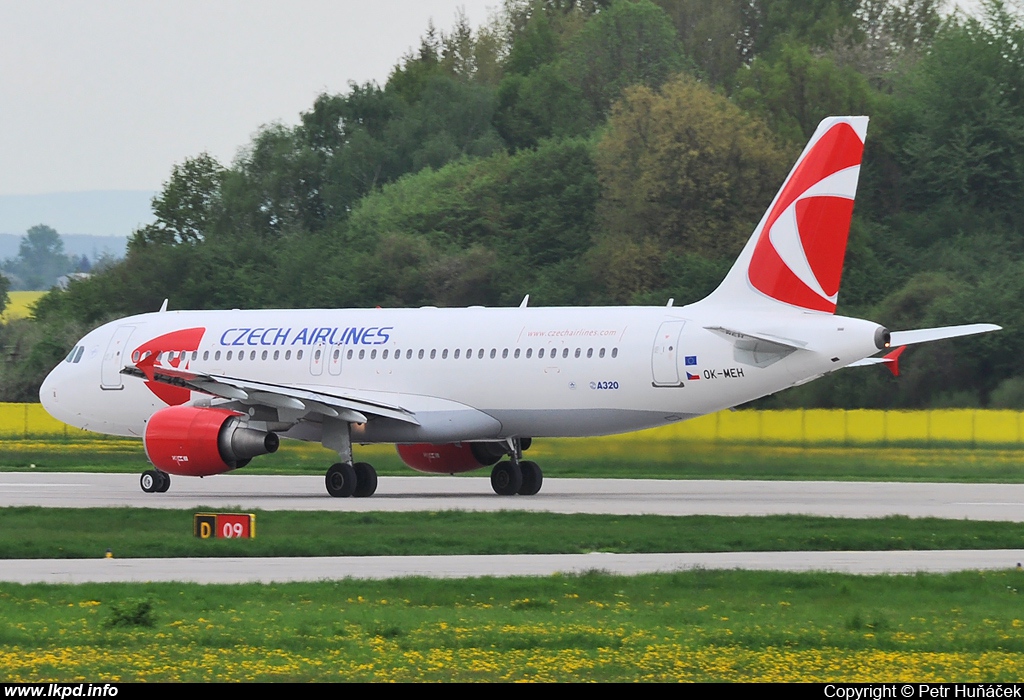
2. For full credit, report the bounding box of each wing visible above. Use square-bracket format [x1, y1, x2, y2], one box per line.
[121, 359, 420, 426]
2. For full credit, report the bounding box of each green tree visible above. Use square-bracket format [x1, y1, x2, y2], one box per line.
[133, 154, 227, 246]
[566, 0, 686, 115]
[891, 1, 1024, 215]
[596, 75, 789, 259]
[733, 40, 876, 143]
[3, 225, 74, 290]
[0, 273, 9, 316]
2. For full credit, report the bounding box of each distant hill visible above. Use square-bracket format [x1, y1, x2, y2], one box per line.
[0, 190, 155, 238]
[0, 233, 127, 262]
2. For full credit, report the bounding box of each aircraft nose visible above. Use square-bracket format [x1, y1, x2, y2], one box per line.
[39, 364, 61, 415]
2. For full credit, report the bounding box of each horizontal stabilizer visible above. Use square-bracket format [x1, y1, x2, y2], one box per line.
[889, 323, 1001, 347]
[848, 346, 905, 376]
[704, 325, 807, 368]
[703, 325, 810, 350]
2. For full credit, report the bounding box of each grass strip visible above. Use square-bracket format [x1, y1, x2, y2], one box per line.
[3, 570, 1024, 681]
[3, 507, 1024, 559]
[6, 439, 1024, 482]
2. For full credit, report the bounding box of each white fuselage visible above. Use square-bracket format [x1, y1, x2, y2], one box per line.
[39, 302, 884, 445]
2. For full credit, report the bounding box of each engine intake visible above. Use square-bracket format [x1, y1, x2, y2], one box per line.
[144, 405, 279, 477]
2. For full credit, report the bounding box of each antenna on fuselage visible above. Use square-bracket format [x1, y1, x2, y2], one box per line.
[519, 294, 529, 308]
[666, 298, 674, 307]
[158, 299, 169, 312]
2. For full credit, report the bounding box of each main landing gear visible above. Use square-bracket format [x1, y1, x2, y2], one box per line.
[490, 438, 542, 496]
[325, 461, 378, 498]
[140, 469, 170, 493]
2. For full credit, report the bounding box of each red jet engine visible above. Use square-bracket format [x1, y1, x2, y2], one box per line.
[396, 442, 506, 474]
[144, 405, 279, 477]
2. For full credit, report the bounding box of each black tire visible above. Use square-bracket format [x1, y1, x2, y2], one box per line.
[326, 462, 357, 497]
[352, 462, 378, 498]
[490, 460, 522, 496]
[518, 460, 543, 496]
[140, 470, 159, 493]
[155, 471, 171, 493]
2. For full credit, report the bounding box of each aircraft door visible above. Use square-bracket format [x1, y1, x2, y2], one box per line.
[328, 344, 343, 376]
[651, 321, 685, 386]
[101, 325, 136, 390]
[309, 342, 326, 376]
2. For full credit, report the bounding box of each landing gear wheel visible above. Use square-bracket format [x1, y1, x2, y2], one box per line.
[155, 470, 170, 493]
[140, 470, 159, 493]
[491, 460, 522, 496]
[352, 462, 378, 498]
[518, 460, 543, 496]
[326, 462, 357, 498]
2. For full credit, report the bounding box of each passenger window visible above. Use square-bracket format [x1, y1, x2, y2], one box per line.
[285, 350, 291, 360]
[612, 348, 618, 358]
[250, 351, 256, 360]
[215, 351, 222, 361]
[526, 348, 533, 359]
[418, 349, 424, 359]
[562, 348, 568, 359]
[131, 350, 139, 363]
[575, 348, 581, 358]
[430, 349, 436, 359]
[297, 350, 304, 360]
[227, 351, 233, 361]
[490, 348, 496, 359]
[315, 349, 322, 361]
[371, 349, 377, 359]
[478, 349, 484, 359]
[262, 350, 268, 360]
[347, 349, 353, 360]
[442, 349, 448, 359]
[538, 348, 545, 359]
[502, 348, 508, 359]
[587, 348, 593, 358]
[383, 349, 389, 359]
[406, 349, 413, 359]
[359, 349, 365, 360]
[454, 349, 461, 359]
[599, 348, 606, 358]
[273, 350, 279, 360]
[204, 351, 210, 361]
[514, 348, 521, 359]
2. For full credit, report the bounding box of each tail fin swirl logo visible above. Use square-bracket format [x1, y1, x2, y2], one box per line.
[747, 119, 866, 313]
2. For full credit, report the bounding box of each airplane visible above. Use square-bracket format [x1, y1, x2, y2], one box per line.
[39, 116, 1000, 498]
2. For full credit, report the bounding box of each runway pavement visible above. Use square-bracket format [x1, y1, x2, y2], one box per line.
[4, 472, 1024, 582]
[2, 472, 1024, 520]
[6, 550, 1024, 584]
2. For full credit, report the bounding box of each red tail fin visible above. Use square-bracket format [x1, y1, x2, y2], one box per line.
[706, 117, 868, 313]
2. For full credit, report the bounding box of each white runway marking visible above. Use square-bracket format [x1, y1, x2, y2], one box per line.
[3, 472, 1024, 520]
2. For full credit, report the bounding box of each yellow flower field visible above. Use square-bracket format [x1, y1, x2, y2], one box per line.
[0, 291, 45, 322]
[3, 635, 1023, 682]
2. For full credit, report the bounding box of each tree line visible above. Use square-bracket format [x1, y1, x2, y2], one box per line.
[2, 0, 1023, 409]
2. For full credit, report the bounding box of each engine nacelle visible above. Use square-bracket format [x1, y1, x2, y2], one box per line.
[396, 442, 503, 474]
[144, 405, 279, 477]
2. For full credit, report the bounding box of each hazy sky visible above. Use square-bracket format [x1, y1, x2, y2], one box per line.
[0, 1, 498, 196]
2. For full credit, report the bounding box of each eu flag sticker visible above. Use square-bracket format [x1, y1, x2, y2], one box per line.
[684, 356, 697, 366]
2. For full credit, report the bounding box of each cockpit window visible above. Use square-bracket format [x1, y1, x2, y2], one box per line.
[65, 347, 78, 363]
[74, 346, 85, 363]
